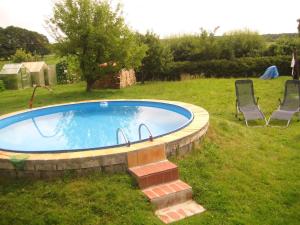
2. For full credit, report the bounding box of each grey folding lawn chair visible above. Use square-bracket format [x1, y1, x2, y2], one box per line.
[267, 80, 300, 127]
[235, 80, 267, 127]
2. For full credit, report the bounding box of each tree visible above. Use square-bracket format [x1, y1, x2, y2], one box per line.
[265, 36, 300, 56]
[11, 49, 34, 63]
[297, 19, 300, 36]
[0, 26, 50, 59]
[137, 32, 173, 82]
[220, 29, 266, 58]
[48, 0, 146, 91]
[164, 29, 220, 62]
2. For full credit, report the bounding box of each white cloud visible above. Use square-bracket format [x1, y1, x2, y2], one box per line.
[121, 0, 300, 37]
[0, 0, 299, 42]
[0, 0, 54, 40]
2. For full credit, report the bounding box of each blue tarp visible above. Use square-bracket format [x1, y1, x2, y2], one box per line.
[260, 65, 279, 79]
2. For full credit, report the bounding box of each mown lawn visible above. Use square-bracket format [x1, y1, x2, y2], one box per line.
[0, 77, 299, 225]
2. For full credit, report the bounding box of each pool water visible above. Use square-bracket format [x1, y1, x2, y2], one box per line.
[0, 101, 193, 152]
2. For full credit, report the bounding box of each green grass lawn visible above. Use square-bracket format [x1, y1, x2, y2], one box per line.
[0, 77, 299, 225]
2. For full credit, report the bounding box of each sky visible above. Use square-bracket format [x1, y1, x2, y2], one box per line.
[0, 0, 299, 42]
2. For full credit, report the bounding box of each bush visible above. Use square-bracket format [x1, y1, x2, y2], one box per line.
[264, 36, 300, 56]
[56, 60, 68, 84]
[56, 56, 81, 84]
[137, 32, 173, 82]
[0, 80, 5, 91]
[168, 56, 291, 79]
[11, 49, 35, 63]
[220, 29, 266, 58]
[163, 29, 267, 61]
[164, 30, 221, 61]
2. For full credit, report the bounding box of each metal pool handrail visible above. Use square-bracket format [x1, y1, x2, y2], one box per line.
[138, 123, 153, 142]
[29, 85, 53, 109]
[116, 128, 131, 147]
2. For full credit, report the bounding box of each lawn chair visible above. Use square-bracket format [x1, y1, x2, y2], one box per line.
[267, 80, 300, 127]
[235, 80, 267, 126]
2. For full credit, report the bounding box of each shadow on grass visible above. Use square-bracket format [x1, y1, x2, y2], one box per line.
[230, 115, 267, 127]
[0, 170, 133, 193]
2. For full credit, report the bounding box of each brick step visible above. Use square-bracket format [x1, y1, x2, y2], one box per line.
[155, 200, 206, 224]
[142, 180, 192, 209]
[128, 160, 179, 189]
[127, 145, 166, 168]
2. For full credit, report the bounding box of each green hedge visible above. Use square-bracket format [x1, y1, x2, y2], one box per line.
[0, 80, 5, 91]
[169, 56, 291, 79]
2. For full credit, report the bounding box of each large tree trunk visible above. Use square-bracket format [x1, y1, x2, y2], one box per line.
[86, 79, 94, 92]
[141, 71, 145, 84]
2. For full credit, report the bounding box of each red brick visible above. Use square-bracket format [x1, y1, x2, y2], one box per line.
[176, 180, 191, 190]
[152, 187, 165, 197]
[129, 161, 177, 178]
[187, 208, 196, 214]
[158, 214, 171, 224]
[136, 168, 179, 189]
[177, 208, 187, 217]
[161, 207, 170, 212]
[169, 183, 181, 192]
[143, 190, 157, 199]
[155, 200, 205, 223]
[161, 185, 173, 194]
[129, 159, 205, 223]
[167, 211, 181, 220]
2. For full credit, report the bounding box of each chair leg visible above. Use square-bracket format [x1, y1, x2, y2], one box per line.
[268, 117, 291, 128]
[286, 120, 291, 127]
[245, 120, 249, 127]
[235, 111, 242, 121]
[235, 106, 240, 119]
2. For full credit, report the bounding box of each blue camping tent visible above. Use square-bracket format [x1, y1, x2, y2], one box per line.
[260, 65, 279, 79]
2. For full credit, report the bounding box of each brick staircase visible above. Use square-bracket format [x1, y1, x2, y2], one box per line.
[127, 145, 205, 224]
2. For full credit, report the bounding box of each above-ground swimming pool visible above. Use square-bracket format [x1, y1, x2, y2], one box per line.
[0, 101, 193, 152]
[0, 100, 209, 178]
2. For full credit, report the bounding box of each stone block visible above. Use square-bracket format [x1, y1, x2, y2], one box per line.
[101, 153, 126, 166]
[0, 169, 17, 178]
[102, 164, 126, 173]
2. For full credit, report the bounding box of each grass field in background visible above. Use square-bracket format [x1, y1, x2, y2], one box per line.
[0, 77, 299, 225]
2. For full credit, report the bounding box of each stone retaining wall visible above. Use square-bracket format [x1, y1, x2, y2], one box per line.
[0, 123, 208, 179]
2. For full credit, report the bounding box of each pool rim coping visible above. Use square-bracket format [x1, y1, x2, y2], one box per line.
[0, 99, 209, 161]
